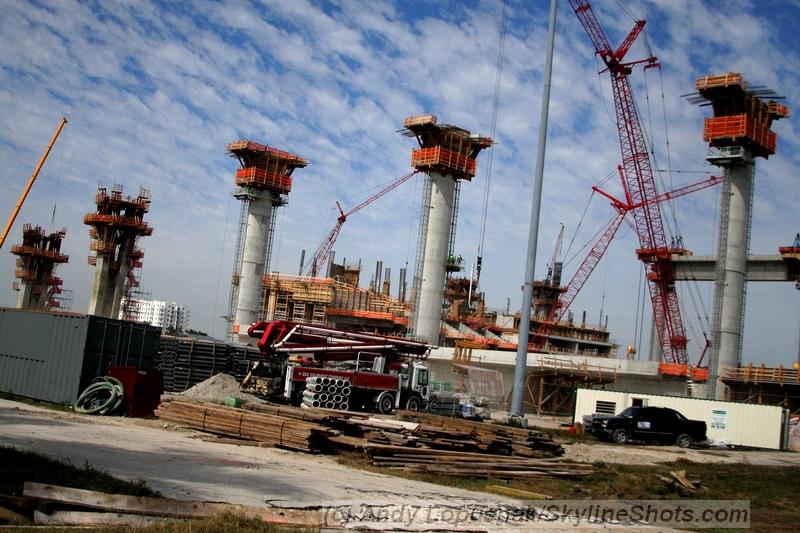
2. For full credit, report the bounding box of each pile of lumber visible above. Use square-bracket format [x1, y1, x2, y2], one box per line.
[155, 399, 333, 452]
[396, 410, 565, 457]
[368, 446, 591, 479]
[4, 482, 331, 528]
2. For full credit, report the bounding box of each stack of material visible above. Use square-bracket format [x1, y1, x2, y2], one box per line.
[155, 399, 332, 452]
[302, 377, 351, 410]
[157, 337, 232, 393]
[397, 410, 564, 458]
[369, 446, 592, 479]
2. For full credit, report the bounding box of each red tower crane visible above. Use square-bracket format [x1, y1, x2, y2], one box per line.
[564, 0, 694, 366]
[306, 170, 419, 277]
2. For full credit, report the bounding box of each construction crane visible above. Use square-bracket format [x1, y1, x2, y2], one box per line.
[306, 170, 419, 277]
[566, 0, 697, 367]
[532, 167, 722, 357]
[545, 223, 564, 286]
[0, 116, 68, 249]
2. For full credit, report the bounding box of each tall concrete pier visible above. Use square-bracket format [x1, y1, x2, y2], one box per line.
[402, 115, 491, 344]
[226, 140, 307, 341]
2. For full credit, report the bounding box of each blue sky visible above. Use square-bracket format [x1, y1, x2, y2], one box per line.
[1, 0, 798, 366]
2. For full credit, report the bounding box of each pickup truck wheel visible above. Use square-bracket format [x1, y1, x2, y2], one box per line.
[404, 395, 422, 411]
[376, 392, 395, 415]
[611, 429, 629, 445]
[675, 433, 692, 449]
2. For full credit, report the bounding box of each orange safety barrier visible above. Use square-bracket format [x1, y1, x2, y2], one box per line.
[235, 167, 292, 193]
[768, 102, 790, 118]
[695, 72, 745, 91]
[703, 114, 776, 154]
[411, 146, 477, 177]
[659, 363, 708, 382]
[10, 245, 68, 262]
[84, 214, 153, 234]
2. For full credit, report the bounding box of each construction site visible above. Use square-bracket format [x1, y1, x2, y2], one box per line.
[1, 0, 799, 530]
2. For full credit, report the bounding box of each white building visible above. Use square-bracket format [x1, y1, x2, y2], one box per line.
[120, 298, 190, 332]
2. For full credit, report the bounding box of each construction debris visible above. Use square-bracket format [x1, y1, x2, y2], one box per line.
[155, 397, 582, 479]
[21, 482, 332, 528]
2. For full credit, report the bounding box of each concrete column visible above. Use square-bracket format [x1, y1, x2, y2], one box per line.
[415, 171, 455, 344]
[87, 250, 129, 319]
[711, 161, 754, 399]
[234, 190, 273, 337]
[16, 282, 35, 309]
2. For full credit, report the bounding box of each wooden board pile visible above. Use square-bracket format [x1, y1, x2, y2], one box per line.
[368, 446, 592, 479]
[155, 399, 333, 452]
[394, 410, 565, 458]
[156, 398, 585, 478]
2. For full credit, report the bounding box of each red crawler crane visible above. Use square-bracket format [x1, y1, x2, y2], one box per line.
[535, 1, 709, 369]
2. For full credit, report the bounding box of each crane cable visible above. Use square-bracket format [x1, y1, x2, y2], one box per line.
[476, 0, 509, 284]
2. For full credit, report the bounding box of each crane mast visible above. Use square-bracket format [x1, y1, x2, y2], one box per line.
[568, 0, 689, 365]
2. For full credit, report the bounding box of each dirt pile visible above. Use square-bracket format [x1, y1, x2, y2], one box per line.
[180, 373, 261, 404]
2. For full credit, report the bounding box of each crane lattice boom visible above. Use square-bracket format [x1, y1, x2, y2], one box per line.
[306, 170, 418, 277]
[567, 0, 691, 365]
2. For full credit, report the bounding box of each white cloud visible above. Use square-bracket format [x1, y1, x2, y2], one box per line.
[1, 0, 797, 364]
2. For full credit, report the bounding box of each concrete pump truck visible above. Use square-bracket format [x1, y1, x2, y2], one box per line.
[242, 320, 432, 414]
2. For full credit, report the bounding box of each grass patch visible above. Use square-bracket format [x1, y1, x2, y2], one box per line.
[338, 452, 799, 533]
[0, 391, 72, 412]
[0, 446, 159, 499]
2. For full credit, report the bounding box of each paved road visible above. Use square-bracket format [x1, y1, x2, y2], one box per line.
[0, 399, 682, 531]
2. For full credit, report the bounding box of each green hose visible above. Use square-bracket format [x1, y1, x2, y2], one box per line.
[74, 376, 125, 415]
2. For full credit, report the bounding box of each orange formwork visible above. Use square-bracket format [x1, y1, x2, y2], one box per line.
[411, 146, 477, 178]
[703, 114, 776, 155]
[227, 139, 307, 195]
[234, 167, 293, 194]
[658, 363, 708, 382]
[695, 72, 746, 91]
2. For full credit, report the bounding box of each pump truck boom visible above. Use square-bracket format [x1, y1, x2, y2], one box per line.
[244, 320, 432, 414]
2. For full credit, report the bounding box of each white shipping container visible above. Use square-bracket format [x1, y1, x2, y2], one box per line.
[573, 388, 789, 450]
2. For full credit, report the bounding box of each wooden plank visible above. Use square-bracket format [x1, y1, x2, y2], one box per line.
[485, 485, 551, 500]
[34, 510, 164, 527]
[23, 483, 331, 527]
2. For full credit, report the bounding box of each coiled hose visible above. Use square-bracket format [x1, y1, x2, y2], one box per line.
[74, 376, 125, 415]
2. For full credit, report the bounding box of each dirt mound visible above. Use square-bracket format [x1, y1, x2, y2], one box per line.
[180, 373, 261, 403]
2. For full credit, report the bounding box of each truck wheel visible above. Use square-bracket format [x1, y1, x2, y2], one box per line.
[611, 429, 629, 445]
[376, 392, 395, 415]
[404, 395, 422, 411]
[675, 434, 692, 449]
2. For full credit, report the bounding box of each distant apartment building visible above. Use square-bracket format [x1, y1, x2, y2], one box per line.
[120, 298, 190, 332]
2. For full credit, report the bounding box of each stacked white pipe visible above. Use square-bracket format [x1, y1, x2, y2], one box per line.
[302, 377, 351, 410]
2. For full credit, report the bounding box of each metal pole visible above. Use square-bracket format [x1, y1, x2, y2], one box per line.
[510, 0, 557, 418]
[0, 116, 68, 248]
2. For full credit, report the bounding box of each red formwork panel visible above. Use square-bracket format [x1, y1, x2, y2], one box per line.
[411, 146, 477, 178]
[703, 114, 776, 155]
[235, 167, 293, 193]
[107, 366, 163, 417]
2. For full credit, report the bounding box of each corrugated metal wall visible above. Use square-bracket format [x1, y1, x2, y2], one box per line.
[574, 388, 787, 450]
[0, 308, 162, 404]
[0, 308, 89, 404]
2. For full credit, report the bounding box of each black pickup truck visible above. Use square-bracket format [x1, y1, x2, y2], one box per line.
[584, 406, 707, 448]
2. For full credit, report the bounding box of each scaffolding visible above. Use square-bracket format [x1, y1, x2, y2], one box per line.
[85, 184, 153, 319]
[226, 140, 307, 340]
[402, 115, 492, 181]
[524, 357, 617, 416]
[260, 273, 411, 333]
[722, 364, 800, 412]
[10, 223, 69, 310]
[696, 72, 789, 158]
